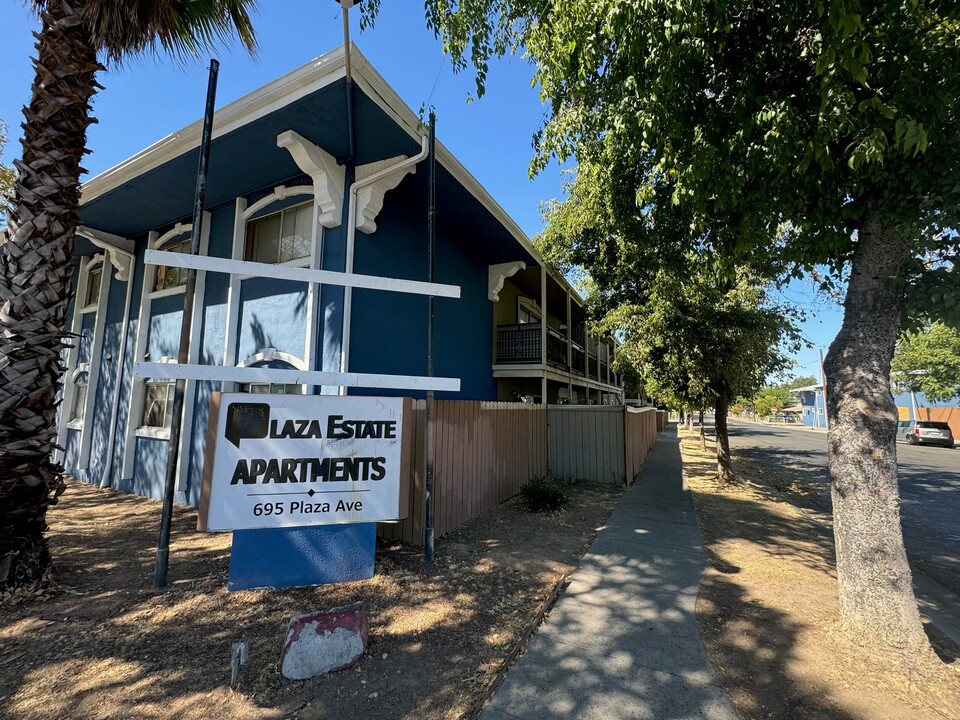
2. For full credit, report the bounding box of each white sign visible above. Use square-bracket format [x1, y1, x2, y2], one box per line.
[206, 394, 404, 531]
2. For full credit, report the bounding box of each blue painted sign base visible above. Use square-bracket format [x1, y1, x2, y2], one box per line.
[227, 524, 376, 591]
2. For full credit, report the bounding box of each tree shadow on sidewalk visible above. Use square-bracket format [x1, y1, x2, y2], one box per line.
[682, 437, 958, 719]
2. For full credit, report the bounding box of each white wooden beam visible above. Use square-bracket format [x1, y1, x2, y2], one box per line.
[488, 261, 526, 302]
[143, 249, 461, 299]
[277, 131, 344, 228]
[134, 362, 461, 392]
[355, 155, 415, 234]
[77, 227, 135, 281]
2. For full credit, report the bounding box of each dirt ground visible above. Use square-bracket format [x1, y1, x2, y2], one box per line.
[680, 428, 960, 720]
[0, 479, 623, 720]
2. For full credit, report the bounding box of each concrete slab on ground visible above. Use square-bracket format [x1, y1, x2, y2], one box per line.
[481, 428, 736, 720]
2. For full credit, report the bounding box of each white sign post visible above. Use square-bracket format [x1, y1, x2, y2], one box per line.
[205, 394, 404, 531]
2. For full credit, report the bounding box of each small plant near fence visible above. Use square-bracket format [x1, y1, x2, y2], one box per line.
[519, 476, 569, 513]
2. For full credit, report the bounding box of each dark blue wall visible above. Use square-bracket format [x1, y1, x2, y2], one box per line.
[348, 174, 496, 400]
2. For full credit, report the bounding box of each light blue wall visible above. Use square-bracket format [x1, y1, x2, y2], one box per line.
[798, 389, 827, 428]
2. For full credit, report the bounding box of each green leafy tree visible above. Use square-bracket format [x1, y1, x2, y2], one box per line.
[754, 386, 793, 417]
[606, 262, 792, 481]
[0, 1, 257, 590]
[535, 148, 795, 479]
[786, 375, 819, 391]
[892, 323, 960, 403]
[389, 0, 960, 659]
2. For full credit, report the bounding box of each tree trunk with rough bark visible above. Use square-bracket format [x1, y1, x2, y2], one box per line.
[0, 1, 99, 588]
[698, 409, 706, 451]
[715, 396, 733, 482]
[823, 208, 930, 656]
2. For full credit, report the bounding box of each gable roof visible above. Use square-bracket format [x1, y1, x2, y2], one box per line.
[78, 44, 587, 300]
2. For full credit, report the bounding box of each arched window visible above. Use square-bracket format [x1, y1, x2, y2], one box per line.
[152, 228, 192, 294]
[68, 365, 90, 427]
[245, 201, 313, 265]
[237, 349, 306, 395]
[82, 265, 103, 309]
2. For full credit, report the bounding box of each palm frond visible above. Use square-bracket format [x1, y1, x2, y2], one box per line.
[35, 1, 260, 63]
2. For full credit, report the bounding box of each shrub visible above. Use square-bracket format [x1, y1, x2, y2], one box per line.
[519, 476, 569, 513]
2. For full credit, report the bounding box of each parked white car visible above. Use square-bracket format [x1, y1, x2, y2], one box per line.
[896, 420, 955, 449]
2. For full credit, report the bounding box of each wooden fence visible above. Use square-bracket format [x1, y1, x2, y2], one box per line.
[380, 401, 663, 546]
[548, 406, 625, 485]
[548, 406, 659, 485]
[626, 407, 660, 483]
[378, 401, 548, 546]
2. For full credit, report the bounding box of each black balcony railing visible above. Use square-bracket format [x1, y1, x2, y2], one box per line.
[571, 344, 586, 376]
[546, 326, 567, 368]
[496, 323, 621, 387]
[496, 323, 541, 363]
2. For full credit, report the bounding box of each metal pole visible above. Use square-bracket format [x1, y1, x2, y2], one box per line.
[154, 60, 220, 588]
[424, 111, 436, 564]
[341, 1, 356, 165]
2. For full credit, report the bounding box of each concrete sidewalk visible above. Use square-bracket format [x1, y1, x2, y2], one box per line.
[481, 428, 737, 720]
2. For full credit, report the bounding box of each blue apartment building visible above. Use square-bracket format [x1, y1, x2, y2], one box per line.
[60, 44, 624, 507]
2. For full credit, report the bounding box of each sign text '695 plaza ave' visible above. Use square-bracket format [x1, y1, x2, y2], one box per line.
[206, 395, 405, 531]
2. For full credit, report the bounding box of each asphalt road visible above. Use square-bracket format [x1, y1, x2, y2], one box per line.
[724, 418, 960, 639]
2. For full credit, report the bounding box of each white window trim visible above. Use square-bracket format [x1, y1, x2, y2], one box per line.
[243, 198, 314, 267]
[147, 227, 194, 298]
[135, 374, 175, 440]
[237, 348, 307, 370]
[122, 217, 209, 491]
[148, 285, 187, 300]
[55, 255, 110, 469]
[237, 350, 308, 395]
[65, 364, 91, 430]
[223, 187, 323, 394]
[79, 263, 104, 314]
[518, 296, 542, 323]
[135, 425, 172, 440]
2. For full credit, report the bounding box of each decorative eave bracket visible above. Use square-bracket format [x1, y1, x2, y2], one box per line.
[355, 156, 414, 234]
[488, 261, 527, 302]
[77, 226, 135, 281]
[277, 130, 345, 229]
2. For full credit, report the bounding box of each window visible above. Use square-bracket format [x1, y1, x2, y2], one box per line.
[241, 382, 304, 395]
[517, 297, 541, 324]
[153, 237, 190, 292]
[245, 203, 313, 264]
[84, 266, 102, 307]
[70, 370, 89, 423]
[141, 381, 175, 429]
[918, 421, 950, 430]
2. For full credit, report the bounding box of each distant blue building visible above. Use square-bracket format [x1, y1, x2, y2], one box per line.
[58, 44, 625, 507]
[791, 383, 826, 428]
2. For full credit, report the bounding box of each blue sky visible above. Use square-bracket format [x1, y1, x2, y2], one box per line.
[0, 0, 841, 378]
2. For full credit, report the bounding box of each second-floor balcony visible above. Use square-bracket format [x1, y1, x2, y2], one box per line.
[496, 323, 618, 386]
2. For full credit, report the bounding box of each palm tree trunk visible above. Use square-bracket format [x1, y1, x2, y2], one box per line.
[0, 0, 100, 588]
[823, 207, 929, 656]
